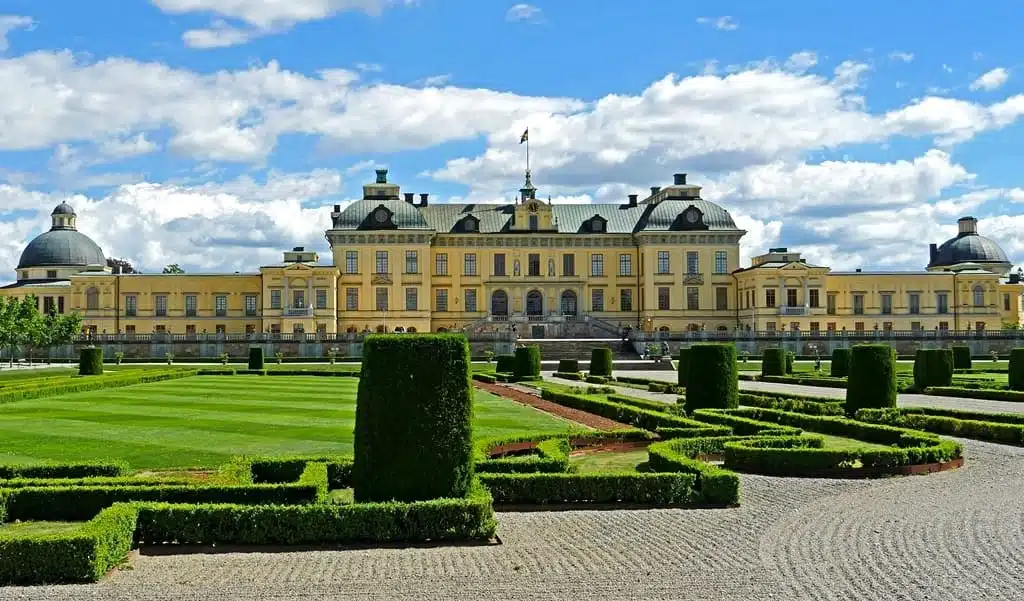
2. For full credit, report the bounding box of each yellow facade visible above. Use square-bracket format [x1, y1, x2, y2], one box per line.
[2, 171, 1021, 336]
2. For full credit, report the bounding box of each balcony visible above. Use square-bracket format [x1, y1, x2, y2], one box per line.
[778, 305, 807, 316]
[284, 306, 314, 317]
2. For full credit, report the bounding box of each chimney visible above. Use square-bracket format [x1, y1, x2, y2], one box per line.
[404, 193, 414, 204]
[333, 204, 341, 212]
[673, 173, 687, 185]
[958, 216, 978, 236]
[929, 243, 938, 263]
[627, 194, 638, 207]
[855, 268, 862, 273]
[650, 186, 661, 197]
[375, 169, 388, 184]
[419, 193, 429, 207]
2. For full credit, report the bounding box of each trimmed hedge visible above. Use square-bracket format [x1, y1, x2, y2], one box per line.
[1010, 348, 1024, 391]
[913, 349, 954, 390]
[856, 408, 1024, 446]
[606, 393, 676, 413]
[0, 462, 125, 480]
[830, 348, 851, 377]
[472, 372, 497, 384]
[79, 347, 103, 376]
[785, 351, 795, 374]
[590, 347, 614, 376]
[738, 392, 844, 416]
[685, 343, 738, 411]
[475, 437, 573, 474]
[646, 437, 741, 505]
[952, 345, 972, 369]
[925, 386, 1024, 403]
[761, 348, 787, 376]
[478, 472, 696, 505]
[354, 333, 474, 503]
[539, 388, 716, 432]
[691, 409, 802, 436]
[845, 344, 897, 416]
[677, 347, 691, 386]
[0, 369, 197, 404]
[236, 369, 267, 376]
[553, 371, 584, 381]
[248, 347, 265, 370]
[514, 345, 542, 379]
[495, 354, 516, 374]
[557, 359, 579, 373]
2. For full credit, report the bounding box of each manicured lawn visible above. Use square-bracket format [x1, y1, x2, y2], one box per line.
[0, 376, 572, 470]
[0, 521, 81, 538]
[571, 448, 650, 472]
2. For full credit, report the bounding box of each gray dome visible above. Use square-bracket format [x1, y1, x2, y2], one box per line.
[640, 200, 738, 231]
[332, 199, 431, 230]
[18, 229, 106, 269]
[929, 233, 1009, 269]
[51, 202, 76, 216]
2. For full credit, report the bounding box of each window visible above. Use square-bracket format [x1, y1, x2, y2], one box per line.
[57, 297, 64, 314]
[938, 321, 949, 331]
[657, 251, 670, 274]
[464, 253, 477, 276]
[43, 296, 54, 314]
[346, 288, 359, 310]
[855, 322, 865, 332]
[405, 250, 418, 274]
[215, 295, 228, 317]
[810, 321, 820, 333]
[317, 324, 327, 337]
[185, 295, 197, 317]
[405, 288, 417, 310]
[125, 295, 137, 317]
[714, 251, 728, 274]
[435, 253, 448, 275]
[245, 324, 256, 335]
[154, 325, 166, 334]
[270, 324, 280, 335]
[293, 324, 304, 335]
[686, 251, 699, 274]
[765, 289, 776, 308]
[976, 321, 986, 332]
[375, 287, 388, 311]
[465, 289, 477, 312]
[155, 295, 168, 317]
[435, 289, 449, 312]
[853, 294, 864, 315]
[1004, 293, 1011, 311]
[881, 293, 892, 315]
[909, 293, 920, 314]
[125, 325, 136, 335]
[658, 287, 670, 310]
[345, 250, 358, 274]
[619, 254, 632, 276]
[973, 285, 985, 307]
[786, 288, 798, 307]
[827, 322, 836, 333]
[316, 289, 327, 310]
[883, 321, 894, 332]
[494, 253, 506, 276]
[937, 292, 949, 314]
[686, 287, 700, 310]
[46, 270, 57, 279]
[827, 293, 836, 315]
[790, 322, 800, 332]
[293, 290, 305, 309]
[528, 215, 539, 231]
[592, 288, 605, 312]
[620, 289, 633, 312]
[563, 254, 575, 276]
[528, 254, 541, 276]
[715, 287, 729, 310]
[183, 324, 195, 336]
[375, 251, 389, 275]
[86, 288, 99, 310]
[271, 290, 282, 309]
[911, 321, 922, 332]
[766, 322, 776, 332]
[809, 289, 819, 308]
[245, 295, 257, 316]
[591, 254, 604, 277]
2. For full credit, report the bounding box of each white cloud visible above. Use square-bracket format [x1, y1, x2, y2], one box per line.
[970, 67, 1010, 91]
[419, 74, 452, 87]
[696, 16, 738, 31]
[181, 20, 255, 48]
[355, 62, 382, 73]
[785, 51, 818, 72]
[99, 133, 158, 159]
[0, 15, 33, 52]
[506, 4, 542, 23]
[888, 51, 914, 63]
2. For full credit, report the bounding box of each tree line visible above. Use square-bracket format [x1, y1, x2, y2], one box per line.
[0, 295, 83, 366]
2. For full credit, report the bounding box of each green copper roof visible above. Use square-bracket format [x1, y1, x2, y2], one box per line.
[332, 199, 431, 230]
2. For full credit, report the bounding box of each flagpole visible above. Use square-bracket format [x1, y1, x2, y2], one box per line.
[526, 129, 530, 174]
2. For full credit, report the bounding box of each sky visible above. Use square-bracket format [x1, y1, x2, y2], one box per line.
[0, 0, 1023, 279]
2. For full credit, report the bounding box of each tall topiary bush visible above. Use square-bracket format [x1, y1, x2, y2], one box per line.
[845, 344, 897, 417]
[785, 351, 795, 374]
[78, 347, 103, 376]
[677, 347, 692, 387]
[248, 347, 264, 370]
[513, 345, 541, 379]
[913, 349, 954, 390]
[353, 333, 473, 502]
[952, 345, 972, 370]
[590, 347, 613, 376]
[1009, 348, 1024, 391]
[685, 343, 738, 411]
[761, 348, 786, 376]
[557, 359, 579, 373]
[495, 354, 516, 374]
[830, 348, 851, 377]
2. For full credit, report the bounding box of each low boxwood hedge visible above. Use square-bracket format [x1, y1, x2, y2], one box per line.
[691, 409, 802, 436]
[646, 437, 741, 506]
[0, 369, 197, 404]
[478, 472, 697, 505]
[475, 437, 573, 474]
[472, 373, 497, 383]
[606, 393, 676, 413]
[925, 386, 1024, 403]
[553, 371, 584, 381]
[856, 408, 1024, 446]
[539, 388, 718, 432]
[737, 393, 844, 416]
[0, 461, 126, 480]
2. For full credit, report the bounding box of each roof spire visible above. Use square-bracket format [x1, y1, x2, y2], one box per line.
[519, 168, 537, 201]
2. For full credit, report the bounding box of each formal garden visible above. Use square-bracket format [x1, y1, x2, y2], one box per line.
[5, 329, 1024, 586]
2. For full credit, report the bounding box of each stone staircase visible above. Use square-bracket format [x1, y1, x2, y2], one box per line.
[519, 338, 640, 361]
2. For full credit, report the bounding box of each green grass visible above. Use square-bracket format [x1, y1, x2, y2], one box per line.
[571, 448, 650, 473]
[0, 376, 572, 470]
[817, 434, 890, 451]
[0, 521, 81, 538]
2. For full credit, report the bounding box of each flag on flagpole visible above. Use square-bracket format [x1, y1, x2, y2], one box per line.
[520, 128, 529, 144]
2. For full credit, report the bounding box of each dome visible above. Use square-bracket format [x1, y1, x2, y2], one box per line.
[51, 202, 76, 216]
[928, 217, 1010, 271]
[17, 232, 105, 270]
[332, 198, 431, 230]
[640, 199, 739, 231]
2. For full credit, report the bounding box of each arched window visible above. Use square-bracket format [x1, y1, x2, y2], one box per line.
[86, 287, 99, 310]
[375, 324, 386, 333]
[407, 326, 417, 333]
[437, 327, 449, 333]
[973, 285, 985, 307]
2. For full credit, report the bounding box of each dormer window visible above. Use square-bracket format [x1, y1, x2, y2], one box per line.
[460, 215, 480, 233]
[529, 215, 539, 231]
[585, 215, 607, 233]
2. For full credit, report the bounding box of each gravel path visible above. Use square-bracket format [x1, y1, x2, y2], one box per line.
[7, 438, 1023, 601]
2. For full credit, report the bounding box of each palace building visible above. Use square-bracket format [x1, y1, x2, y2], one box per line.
[2, 169, 1022, 338]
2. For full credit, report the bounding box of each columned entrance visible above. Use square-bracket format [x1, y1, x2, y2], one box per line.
[560, 290, 578, 316]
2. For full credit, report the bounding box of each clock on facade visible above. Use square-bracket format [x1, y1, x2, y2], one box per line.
[684, 208, 700, 224]
[373, 208, 389, 223]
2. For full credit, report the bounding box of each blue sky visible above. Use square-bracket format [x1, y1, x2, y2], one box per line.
[0, 0, 1022, 277]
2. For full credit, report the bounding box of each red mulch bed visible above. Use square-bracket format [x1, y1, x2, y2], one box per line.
[474, 381, 631, 430]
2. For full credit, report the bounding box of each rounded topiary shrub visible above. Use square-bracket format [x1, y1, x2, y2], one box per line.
[78, 347, 103, 376]
[785, 351, 795, 374]
[354, 333, 473, 502]
[761, 348, 787, 376]
[677, 347, 692, 387]
[495, 354, 516, 374]
[913, 349, 954, 390]
[557, 359, 579, 373]
[685, 343, 738, 411]
[1009, 348, 1024, 391]
[248, 347, 265, 370]
[952, 345, 972, 370]
[514, 345, 541, 379]
[845, 344, 897, 417]
[590, 347, 614, 376]
[830, 348, 851, 377]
